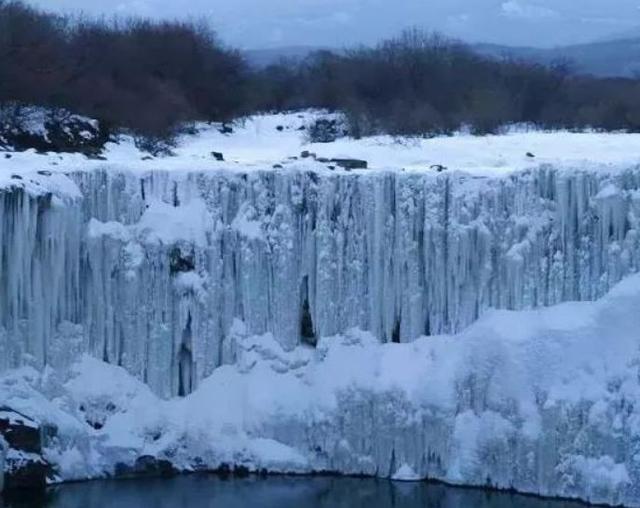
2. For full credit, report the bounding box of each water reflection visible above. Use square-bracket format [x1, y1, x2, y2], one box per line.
[1, 476, 587, 508]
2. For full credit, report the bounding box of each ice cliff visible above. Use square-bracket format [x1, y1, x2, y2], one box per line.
[2, 114, 640, 505]
[2, 165, 640, 398]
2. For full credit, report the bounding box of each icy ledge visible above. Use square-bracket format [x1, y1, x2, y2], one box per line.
[1, 273, 640, 506]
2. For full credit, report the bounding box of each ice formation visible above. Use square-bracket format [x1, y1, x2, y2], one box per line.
[1, 164, 640, 398]
[1, 273, 640, 505]
[1, 114, 640, 504]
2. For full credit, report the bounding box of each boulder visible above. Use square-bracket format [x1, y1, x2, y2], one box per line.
[0, 408, 53, 492]
[330, 158, 368, 170]
[3, 452, 51, 490]
[114, 455, 178, 479]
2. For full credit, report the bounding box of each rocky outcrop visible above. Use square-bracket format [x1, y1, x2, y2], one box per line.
[0, 106, 108, 155]
[0, 408, 53, 491]
[114, 455, 178, 479]
[0, 436, 5, 493]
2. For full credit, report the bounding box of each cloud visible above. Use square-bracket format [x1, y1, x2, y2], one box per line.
[500, 0, 558, 19]
[25, 0, 640, 49]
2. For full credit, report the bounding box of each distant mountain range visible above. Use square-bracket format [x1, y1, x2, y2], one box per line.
[473, 38, 640, 78]
[246, 37, 640, 78]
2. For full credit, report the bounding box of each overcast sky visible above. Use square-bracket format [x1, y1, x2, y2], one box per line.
[28, 0, 640, 49]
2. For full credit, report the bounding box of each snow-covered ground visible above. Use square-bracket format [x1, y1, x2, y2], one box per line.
[2, 111, 640, 181]
[2, 111, 640, 505]
[1, 274, 639, 505]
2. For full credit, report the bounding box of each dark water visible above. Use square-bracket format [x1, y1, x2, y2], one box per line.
[1, 476, 588, 508]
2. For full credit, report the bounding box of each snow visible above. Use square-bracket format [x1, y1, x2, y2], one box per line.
[392, 464, 422, 481]
[1, 111, 640, 180]
[0, 409, 38, 429]
[0, 275, 639, 504]
[136, 199, 212, 247]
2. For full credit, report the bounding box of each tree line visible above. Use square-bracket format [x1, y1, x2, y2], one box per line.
[2, 1, 640, 143]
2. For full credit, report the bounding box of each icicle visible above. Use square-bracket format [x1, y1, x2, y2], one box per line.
[1, 166, 640, 397]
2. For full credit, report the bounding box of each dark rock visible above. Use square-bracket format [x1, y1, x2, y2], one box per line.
[330, 158, 368, 170]
[4, 153, 11, 159]
[219, 124, 233, 135]
[10, 174, 22, 180]
[36, 170, 52, 176]
[430, 164, 447, 173]
[300, 150, 316, 159]
[0, 409, 41, 454]
[169, 247, 195, 274]
[141, 156, 154, 161]
[526, 152, 535, 158]
[0, 408, 54, 492]
[211, 151, 224, 161]
[276, 125, 284, 132]
[4, 455, 52, 491]
[316, 157, 329, 163]
[272, 164, 283, 169]
[115, 455, 178, 479]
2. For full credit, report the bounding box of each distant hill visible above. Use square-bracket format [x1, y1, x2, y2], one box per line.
[245, 39, 640, 78]
[473, 38, 640, 78]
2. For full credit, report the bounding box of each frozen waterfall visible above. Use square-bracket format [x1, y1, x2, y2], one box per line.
[1, 165, 639, 398]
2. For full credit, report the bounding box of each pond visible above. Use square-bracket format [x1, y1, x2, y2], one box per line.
[1, 475, 588, 508]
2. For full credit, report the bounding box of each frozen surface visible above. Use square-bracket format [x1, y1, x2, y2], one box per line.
[0, 275, 639, 505]
[2, 112, 640, 505]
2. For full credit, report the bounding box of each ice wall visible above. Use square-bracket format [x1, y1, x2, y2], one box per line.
[1, 165, 640, 397]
